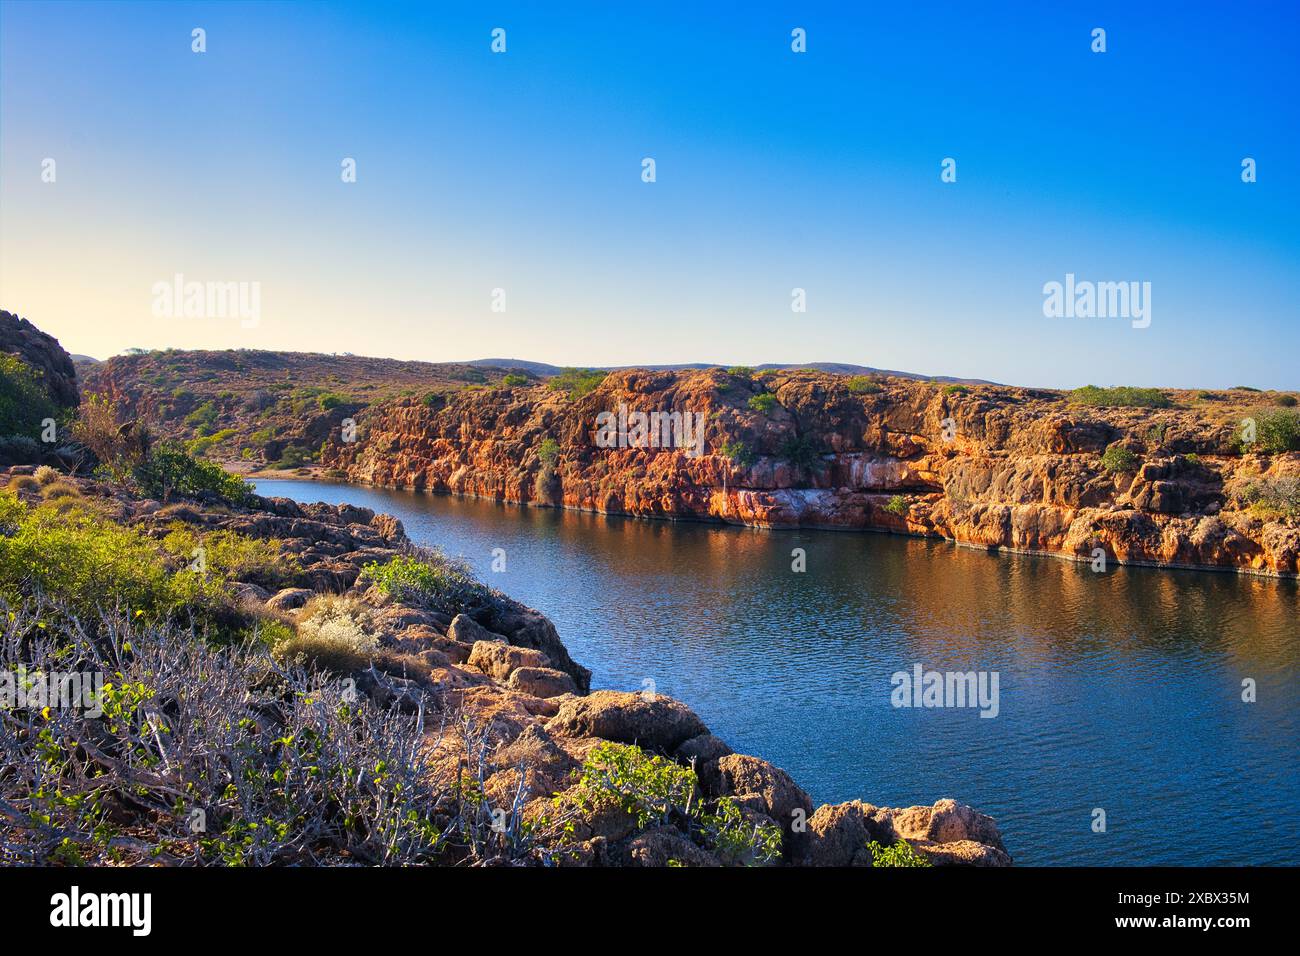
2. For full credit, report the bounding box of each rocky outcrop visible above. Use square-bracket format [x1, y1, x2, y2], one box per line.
[329, 368, 1300, 576]
[0, 309, 79, 408]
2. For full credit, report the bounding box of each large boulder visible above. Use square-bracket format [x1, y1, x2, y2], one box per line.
[449, 613, 507, 645]
[714, 754, 813, 836]
[797, 801, 887, 867]
[545, 691, 708, 754]
[506, 666, 578, 698]
[467, 640, 549, 680]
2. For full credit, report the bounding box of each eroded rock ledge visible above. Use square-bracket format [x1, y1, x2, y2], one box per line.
[329, 368, 1299, 577]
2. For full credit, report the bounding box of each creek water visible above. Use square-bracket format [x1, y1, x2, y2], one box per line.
[256, 478, 1299, 865]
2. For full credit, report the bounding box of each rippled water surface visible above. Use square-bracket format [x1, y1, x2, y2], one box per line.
[257, 479, 1299, 865]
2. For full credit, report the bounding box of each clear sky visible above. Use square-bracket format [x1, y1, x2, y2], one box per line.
[1, 0, 1296, 388]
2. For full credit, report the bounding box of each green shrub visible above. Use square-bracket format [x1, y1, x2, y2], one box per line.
[867, 839, 932, 867]
[422, 391, 447, 409]
[538, 438, 560, 465]
[719, 439, 755, 467]
[183, 400, 219, 429]
[161, 525, 300, 590]
[134, 442, 254, 506]
[567, 741, 696, 828]
[726, 366, 755, 378]
[1275, 394, 1298, 408]
[186, 427, 237, 458]
[502, 373, 529, 387]
[0, 353, 61, 439]
[699, 797, 783, 866]
[1101, 443, 1140, 473]
[33, 465, 59, 486]
[847, 376, 882, 395]
[747, 393, 777, 414]
[1069, 385, 1171, 409]
[0, 492, 225, 625]
[943, 384, 969, 395]
[1251, 409, 1300, 454]
[547, 368, 606, 399]
[317, 392, 348, 411]
[361, 552, 490, 615]
[885, 494, 908, 516]
[1231, 385, 1261, 392]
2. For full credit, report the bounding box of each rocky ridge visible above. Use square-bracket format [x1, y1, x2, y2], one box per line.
[329, 368, 1300, 576]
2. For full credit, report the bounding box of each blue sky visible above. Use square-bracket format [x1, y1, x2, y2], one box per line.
[1, 0, 1297, 387]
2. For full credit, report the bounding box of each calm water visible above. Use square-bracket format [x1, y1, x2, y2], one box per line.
[257, 479, 1299, 865]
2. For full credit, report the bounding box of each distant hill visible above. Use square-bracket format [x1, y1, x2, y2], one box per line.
[472, 358, 995, 385]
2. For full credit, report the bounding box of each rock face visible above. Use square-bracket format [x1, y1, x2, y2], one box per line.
[329, 368, 1300, 576]
[0, 309, 80, 409]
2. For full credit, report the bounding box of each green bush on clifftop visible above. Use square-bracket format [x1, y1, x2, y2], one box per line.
[1069, 385, 1171, 409]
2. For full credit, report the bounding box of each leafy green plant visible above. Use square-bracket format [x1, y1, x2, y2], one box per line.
[1250, 409, 1300, 453]
[502, 373, 529, 387]
[726, 366, 755, 377]
[134, 442, 255, 505]
[719, 439, 755, 467]
[943, 384, 968, 395]
[867, 839, 932, 867]
[1101, 443, 1140, 474]
[1276, 394, 1298, 408]
[567, 741, 696, 828]
[747, 393, 777, 414]
[885, 495, 908, 516]
[1069, 385, 1171, 409]
[361, 551, 490, 614]
[316, 392, 348, 411]
[847, 376, 882, 395]
[538, 438, 560, 465]
[699, 796, 783, 866]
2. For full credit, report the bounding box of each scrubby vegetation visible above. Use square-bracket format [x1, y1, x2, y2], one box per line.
[1069, 385, 1171, 409]
[0, 602, 447, 865]
[867, 838, 932, 867]
[885, 495, 908, 516]
[747, 393, 778, 414]
[546, 742, 783, 866]
[501, 373, 529, 387]
[135, 441, 254, 505]
[547, 368, 606, 399]
[361, 551, 491, 616]
[1101, 443, 1140, 474]
[719, 439, 755, 468]
[1247, 408, 1300, 454]
[0, 353, 61, 440]
[1241, 475, 1300, 521]
[847, 376, 883, 395]
[0, 491, 281, 642]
